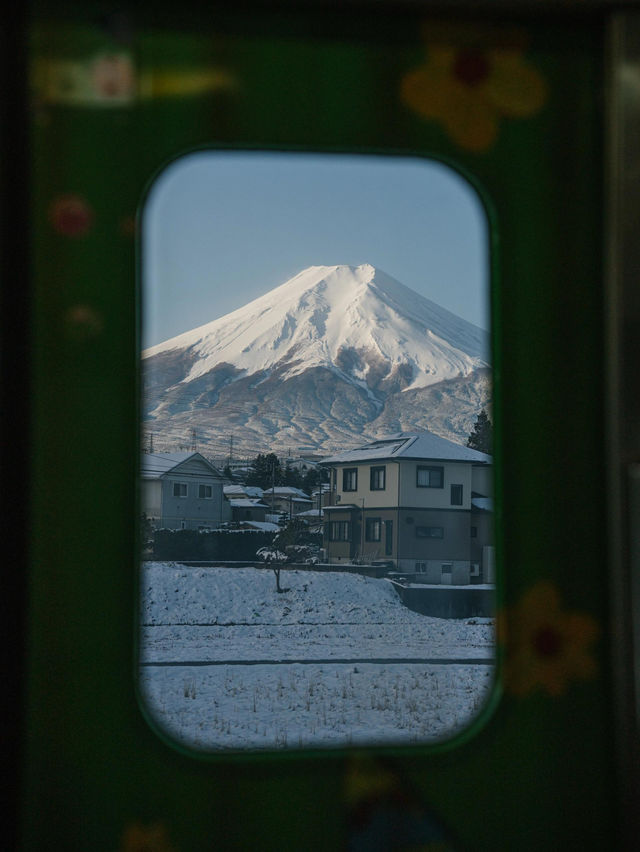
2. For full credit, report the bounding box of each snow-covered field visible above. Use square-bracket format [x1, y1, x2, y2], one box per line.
[139, 563, 495, 752]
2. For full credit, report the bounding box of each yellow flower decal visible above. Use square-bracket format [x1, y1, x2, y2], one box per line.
[400, 25, 546, 152]
[499, 581, 599, 697]
[118, 821, 177, 852]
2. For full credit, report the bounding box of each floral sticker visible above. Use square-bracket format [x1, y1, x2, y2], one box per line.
[498, 581, 599, 696]
[400, 25, 547, 152]
[32, 55, 236, 106]
[91, 53, 136, 101]
[117, 821, 177, 852]
[49, 194, 94, 237]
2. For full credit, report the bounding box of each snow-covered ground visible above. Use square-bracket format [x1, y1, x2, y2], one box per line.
[139, 563, 496, 752]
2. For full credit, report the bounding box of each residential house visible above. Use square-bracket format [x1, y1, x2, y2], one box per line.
[260, 486, 313, 518]
[141, 451, 230, 530]
[227, 497, 269, 524]
[320, 432, 493, 584]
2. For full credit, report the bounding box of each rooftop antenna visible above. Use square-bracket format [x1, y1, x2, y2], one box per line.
[190, 428, 198, 452]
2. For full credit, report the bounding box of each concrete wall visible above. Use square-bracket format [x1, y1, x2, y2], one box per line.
[391, 581, 495, 618]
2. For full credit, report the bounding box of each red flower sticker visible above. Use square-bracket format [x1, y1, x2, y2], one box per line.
[49, 194, 94, 238]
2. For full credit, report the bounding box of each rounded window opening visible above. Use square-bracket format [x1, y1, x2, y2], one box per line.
[139, 150, 495, 753]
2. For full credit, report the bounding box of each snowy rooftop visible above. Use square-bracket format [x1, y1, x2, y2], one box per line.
[141, 451, 223, 479]
[224, 484, 264, 498]
[228, 498, 268, 509]
[262, 487, 312, 499]
[471, 497, 494, 512]
[321, 432, 491, 465]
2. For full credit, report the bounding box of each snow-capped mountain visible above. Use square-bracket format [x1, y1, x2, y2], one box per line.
[142, 264, 491, 455]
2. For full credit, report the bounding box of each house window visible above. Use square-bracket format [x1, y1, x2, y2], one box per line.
[370, 466, 386, 490]
[416, 466, 443, 488]
[365, 518, 381, 541]
[415, 562, 427, 573]
[450, 484, 463, 505]
[329, 521, 351, 541]
[343, 468, 358, 491]
[199, 484, 213, 499]
[441, 562, 453, 577]
[173, 482, 188, 497]
[415, 526, 444, 538]
[471, 526, 478, 538]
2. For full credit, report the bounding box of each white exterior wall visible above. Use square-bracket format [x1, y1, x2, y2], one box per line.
[471, 465, 493, 497]
[142, 480, 162, 518]
[157, 457, 231, 529]
[398, 461, 474, 509]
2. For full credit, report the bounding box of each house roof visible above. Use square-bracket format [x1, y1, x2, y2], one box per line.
[224, 484, 264, 498]
[320, 431, 491, 465]
[471, 497, 494, 512]
[262, 486, 312, 499]
[141, 451, 223, 480]
[228, 498, 268, 509]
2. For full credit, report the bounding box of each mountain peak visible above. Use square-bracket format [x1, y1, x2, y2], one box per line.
[143, 264, 489, 393]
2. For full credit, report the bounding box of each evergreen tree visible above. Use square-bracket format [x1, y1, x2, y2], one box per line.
[282, 465, 304, 489]
[466, 409, 492, 454]
[246, 453, 284, 489]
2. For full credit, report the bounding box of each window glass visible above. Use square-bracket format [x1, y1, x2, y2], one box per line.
[140, 151, 494, 752]
[365, 518, 382, 541]
[343, 468, 358, 491]
[416, 466, 444, 488]
[416, 525, 444, 539]
[370, 466, 386, 490]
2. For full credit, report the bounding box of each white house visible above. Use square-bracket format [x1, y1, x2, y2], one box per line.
[141, 451, 231, 531]
[320, 431, 493, 584]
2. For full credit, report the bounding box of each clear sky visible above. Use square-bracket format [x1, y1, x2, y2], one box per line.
[141, 151, 489, 350]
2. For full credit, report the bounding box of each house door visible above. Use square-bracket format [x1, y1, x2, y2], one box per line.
[384, 520, 393, 556]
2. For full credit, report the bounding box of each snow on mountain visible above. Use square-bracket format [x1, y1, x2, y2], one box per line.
[143, 264, 488, 391]
[142, 264, 491, 454]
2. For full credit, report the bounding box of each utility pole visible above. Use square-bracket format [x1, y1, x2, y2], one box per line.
[190, 428, 197, 452]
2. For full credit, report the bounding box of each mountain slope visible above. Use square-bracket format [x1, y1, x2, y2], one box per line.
[142, 264, 491, 455]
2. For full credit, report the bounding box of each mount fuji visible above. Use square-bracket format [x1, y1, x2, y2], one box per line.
[142, 264, 491, 456]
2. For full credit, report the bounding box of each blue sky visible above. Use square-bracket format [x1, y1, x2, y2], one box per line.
[141, 151, 489, 350]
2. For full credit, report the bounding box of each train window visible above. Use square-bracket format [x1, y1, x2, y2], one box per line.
[138, 150, 496, 752]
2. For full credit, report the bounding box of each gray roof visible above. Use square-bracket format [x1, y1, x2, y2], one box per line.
[228, 498, 268, 509]
[262, 486, 312, 499]
[141, 451, 223, 480]
[471, 497, 494, 512]
[224, 484, 264, 498]
[321, 431, 491, 465]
